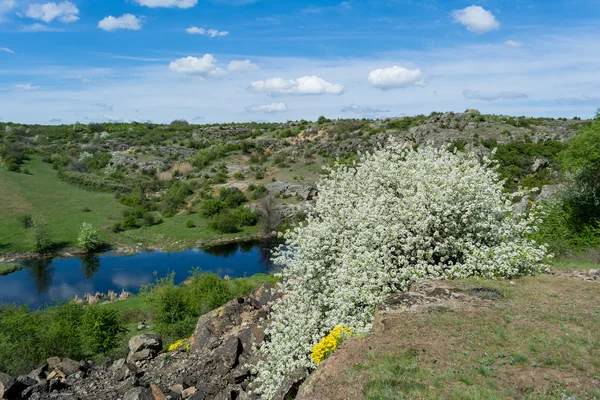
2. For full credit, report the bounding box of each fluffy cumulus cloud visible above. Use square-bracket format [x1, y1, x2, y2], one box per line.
[186, 27, 228, 37]
[168, 54, 224, 77]
[453, 5, 499, 34]
[341, 104, 390, 114]
[462, 89, 528, 101]
[245, 102, 288, 113]
[368, 66, 424, 89]
[98, 14, 142, 31]
[26, 1, 79, 23]
[0, 46, 14, 53]
[249, 76, 344, 95]
[12, 83, 40, 91]
[169, 55, 258, 78]
[134, 0, 197, 8]
[227, 60, 259, 72]
[505, 40, 522, 48]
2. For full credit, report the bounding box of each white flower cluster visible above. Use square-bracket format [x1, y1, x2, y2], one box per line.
[251, 143, 547, 398]
[79, 151, 93, 161]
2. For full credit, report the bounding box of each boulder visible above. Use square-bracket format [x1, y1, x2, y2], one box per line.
[127, 334, 162, 363]
[531, 157, 549, 173]
[1, 372, 26, 400]
[272, 368, 308, 400]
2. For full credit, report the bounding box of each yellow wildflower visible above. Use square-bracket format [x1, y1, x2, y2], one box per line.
[310, 325, 352, 365]
[168, 338, 189, 352]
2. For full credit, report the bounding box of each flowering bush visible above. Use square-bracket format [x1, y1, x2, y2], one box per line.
[310, 325, 352, 365]
[251, 142, 547, 398]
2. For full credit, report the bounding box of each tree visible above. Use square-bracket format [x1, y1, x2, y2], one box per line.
[77, 222, 101, 252]
[30, 216, 50, 253]
[252, 143, 547, 398]
[559, 117, 600, 228]
[258, 195, 282, 234]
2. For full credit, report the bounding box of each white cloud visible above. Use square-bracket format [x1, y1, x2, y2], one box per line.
[0, 0, 15, 21]
[462, 89, 529, 101]
[368, 66, 425, 89]
[134, 0, 197, 8]
[186, 27, 228, 37]
[227, 59, 259, 72]
[505, 40, 522, 48]
[21, 23, 64, 32]
[341, 104, 390, 114]
[249, 76, 344, 95]
[0, 46, 15, 53]
[98, 14, 142, 31]
[168, 55, 225, 77]
[169, 55, 258, 78]
[12, 83, 40, 91]
[452, 5, 499, 34]
[245, 102, 288, 113]
[26, 1, 79, 23]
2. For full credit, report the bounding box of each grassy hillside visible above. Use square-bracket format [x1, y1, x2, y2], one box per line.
[0, 157, 261, 253]
[0, 156, 126, 252]
[299, 267, 600, 400]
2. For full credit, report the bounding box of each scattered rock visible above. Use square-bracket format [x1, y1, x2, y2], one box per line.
[1, 372, 26, 400]
[127, 334, 163, 363]
[531, 157, 549, 173]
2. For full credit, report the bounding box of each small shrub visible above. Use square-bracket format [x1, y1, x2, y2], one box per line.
[19, 214, 33, 229]
[185, 219, 195, 228]
[80, 305, 126, 354]
[77, 222, 101, 252]
[29, 216, 50, 253]
[209, 211, 239, 233]
[233, 207, 261, 226]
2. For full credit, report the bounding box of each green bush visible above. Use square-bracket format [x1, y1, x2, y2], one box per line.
[186, 272, 232, 315]
[77, 222, 101, 252]
[19, 214, 33, 228]
[58, 170, 130, 193]
[0, 305, 46, 375]
[233, 207, 261, 226]
[80, 305, 126, 354]
[29, 216, 50, 253]
[209, 211, 239, 233]
[218, 187, 247, 208]
[199, 197, 225, 217]
[44, 302, 85, 359]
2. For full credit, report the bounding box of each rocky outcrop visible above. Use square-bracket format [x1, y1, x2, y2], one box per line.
[7, 283, 281, 400]
[266, 181, 317, 201]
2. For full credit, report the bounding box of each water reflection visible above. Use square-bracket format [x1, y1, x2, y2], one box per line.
[79, 254, 101, 280]
[22, 258, 54, 294]
[1, 240, 281, 308]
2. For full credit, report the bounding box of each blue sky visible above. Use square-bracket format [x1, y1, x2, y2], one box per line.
[0, 0, 599, 124]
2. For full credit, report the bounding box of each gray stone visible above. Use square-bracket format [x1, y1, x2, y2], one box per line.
[1, 372, 26, 399]
[127, 334, 162, 363]
[272, 368, 308, 400]
[531, 157, 549, 173]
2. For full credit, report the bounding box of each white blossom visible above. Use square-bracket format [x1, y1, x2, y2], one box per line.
[251, 143, 547, 398]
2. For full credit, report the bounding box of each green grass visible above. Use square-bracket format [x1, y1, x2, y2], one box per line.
[0, 157, 262, 253]
[0, 157, 126, 252]
[317, 275, 600, 400]
[0, 263, 22, 276]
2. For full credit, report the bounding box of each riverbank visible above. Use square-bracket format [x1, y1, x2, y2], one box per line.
[0, 263, 22, 276]
[0, 231, 277, 263]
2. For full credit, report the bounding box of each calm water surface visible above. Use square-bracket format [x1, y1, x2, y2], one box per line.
[0, 240, 279, 308]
